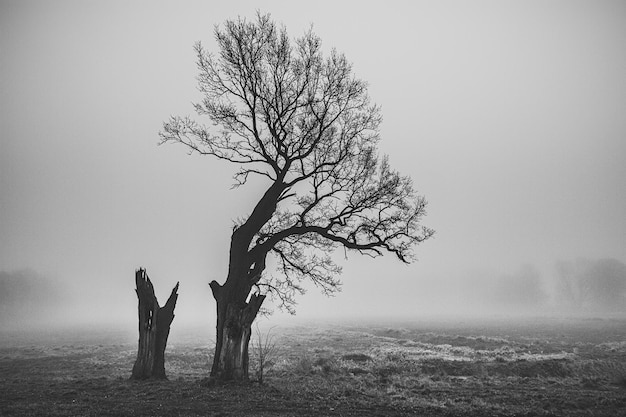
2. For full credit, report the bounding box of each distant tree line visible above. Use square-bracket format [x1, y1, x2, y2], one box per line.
[458, 258, 626, 314]
[554, 258, 626, 312]
[0, 269, 62, 328]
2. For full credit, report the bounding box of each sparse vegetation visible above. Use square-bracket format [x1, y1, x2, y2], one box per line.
[2, 318, 625, 416]
[251, 325, 278, 384]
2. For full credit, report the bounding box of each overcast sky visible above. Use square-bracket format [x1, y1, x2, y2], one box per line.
[1, 0, 625, 326]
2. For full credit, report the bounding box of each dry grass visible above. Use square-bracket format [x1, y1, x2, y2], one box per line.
[1, 318, 626, 416]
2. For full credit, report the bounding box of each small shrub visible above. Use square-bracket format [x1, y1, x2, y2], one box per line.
[251, 325, 277, 384]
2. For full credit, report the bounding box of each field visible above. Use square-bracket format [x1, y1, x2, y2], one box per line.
[1, 317, 625, 416]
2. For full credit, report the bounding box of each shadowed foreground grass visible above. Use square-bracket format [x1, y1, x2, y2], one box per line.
[1, 318, 625, 416]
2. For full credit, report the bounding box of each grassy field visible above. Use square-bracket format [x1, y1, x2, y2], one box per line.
[1, 317, 625, 416]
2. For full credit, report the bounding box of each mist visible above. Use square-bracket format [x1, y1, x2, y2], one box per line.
[2, 257, 624, 334]
[410, 259, 626, 318]
[1, 1, 625, 333]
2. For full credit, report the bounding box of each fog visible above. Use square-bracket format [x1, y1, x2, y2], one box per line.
[1, 1, 625, 332]
[2, 258, 625, 331]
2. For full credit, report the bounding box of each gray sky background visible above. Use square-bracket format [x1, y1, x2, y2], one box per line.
[1, 0, 625, 326]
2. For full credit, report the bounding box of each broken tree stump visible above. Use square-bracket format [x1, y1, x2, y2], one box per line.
[130, 268, 179, 380]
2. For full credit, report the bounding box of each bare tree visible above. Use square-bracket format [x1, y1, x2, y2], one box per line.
[160, 13, 433, 381]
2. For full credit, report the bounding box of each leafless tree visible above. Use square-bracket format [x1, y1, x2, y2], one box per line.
[160, 12, 434, 381]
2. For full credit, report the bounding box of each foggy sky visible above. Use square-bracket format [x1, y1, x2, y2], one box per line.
[1, 0, 625, 326]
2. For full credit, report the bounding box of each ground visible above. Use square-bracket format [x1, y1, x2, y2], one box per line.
[1, 317, 625, 416]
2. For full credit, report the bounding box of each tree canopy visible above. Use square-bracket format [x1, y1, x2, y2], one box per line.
[160, 13, 434, 312]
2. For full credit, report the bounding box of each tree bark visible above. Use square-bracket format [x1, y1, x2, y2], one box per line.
[205, 183, 281, 381]
[131, 268, 179, 380]
[209, 278, 265, 381]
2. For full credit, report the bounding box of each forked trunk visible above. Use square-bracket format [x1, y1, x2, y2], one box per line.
[209, 279, 265, 381]
[131, 268, 179, 380]
[206, 184, 281, 381]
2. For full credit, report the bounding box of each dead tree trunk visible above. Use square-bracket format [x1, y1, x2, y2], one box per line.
[209, 279, 265, 381]
[131, 268, 179, 380]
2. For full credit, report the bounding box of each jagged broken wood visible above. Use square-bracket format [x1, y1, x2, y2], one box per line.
[130, 268, 179, 380]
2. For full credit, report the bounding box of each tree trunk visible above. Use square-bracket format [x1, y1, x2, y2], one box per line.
[205, 184, 280, 382]
[131, 268, 179, 380]
[209, 279, 265, 381]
